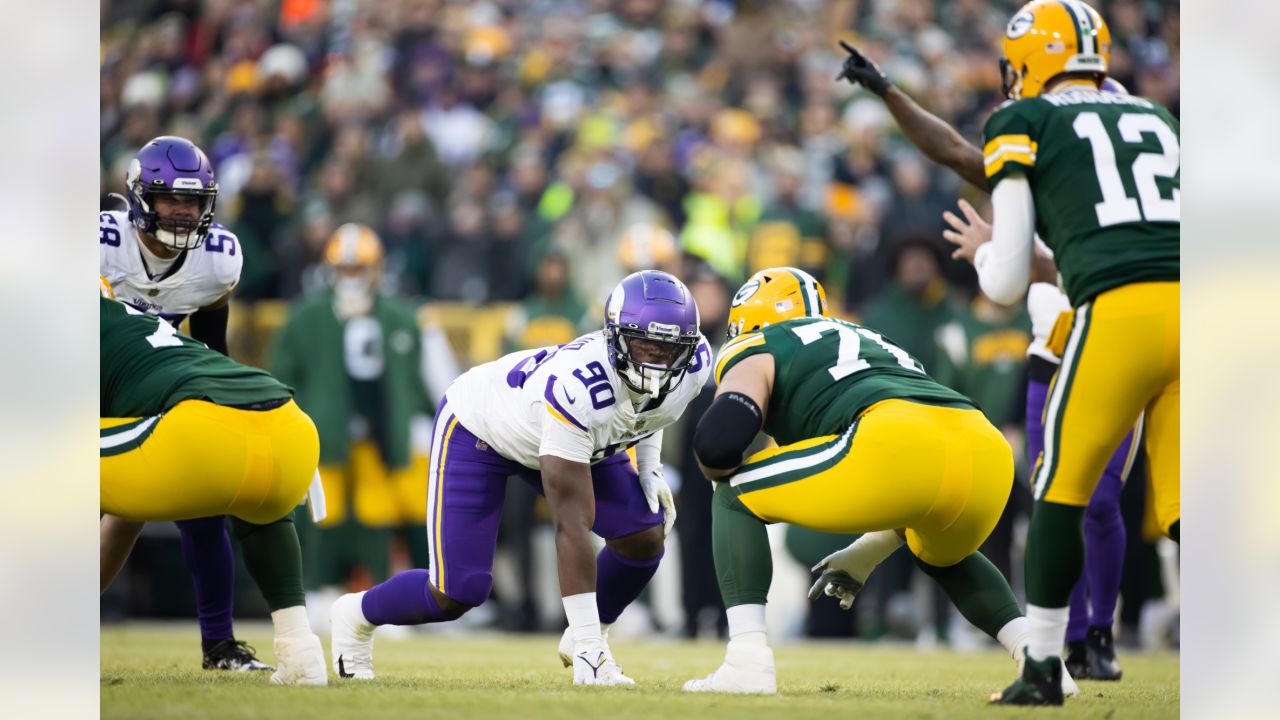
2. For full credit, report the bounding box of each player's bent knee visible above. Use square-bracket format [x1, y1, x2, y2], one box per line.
[429, 584, 476, 620]
[606, 524, 665, 560]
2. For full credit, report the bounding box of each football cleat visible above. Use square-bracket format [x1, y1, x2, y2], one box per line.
[992, 651, 1064, 705]
[331, 592, 376, 680]
[202, 638, 274, 672]
[269, 633, 327, 686]
[1065, 640, 1089, 680]
[572, 643, 636, 687]
[1085, 626, 1123, 680]
[682, 641, 777, 695]
[557, 625, 613, 668]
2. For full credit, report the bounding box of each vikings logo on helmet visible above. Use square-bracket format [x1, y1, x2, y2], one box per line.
[126, 136, 219, 251]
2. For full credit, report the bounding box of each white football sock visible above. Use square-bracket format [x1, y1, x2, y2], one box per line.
[844, 530, 905, 582]
[996, 616, 1032, 660]
[563, 592, 602, 646]
[272, 605, 313, 639]
[726, 604, 768, 647]
[1026, 605, 1069, 661]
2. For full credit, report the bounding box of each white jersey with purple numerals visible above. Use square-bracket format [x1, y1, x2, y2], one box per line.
[99, 209, 242, 324]
[448, 330, 712, 469]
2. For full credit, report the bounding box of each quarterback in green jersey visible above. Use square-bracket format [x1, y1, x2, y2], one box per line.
[100, 283, 328, 686]
[846, 0, 1179, 706]
[682, 268, 1077, 698]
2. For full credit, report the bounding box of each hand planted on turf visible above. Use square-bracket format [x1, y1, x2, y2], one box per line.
[942, 199, 992, 265]
[807, 546, 866, 611]
[639, 466, 677, 536]
[836, 40, 891, 96]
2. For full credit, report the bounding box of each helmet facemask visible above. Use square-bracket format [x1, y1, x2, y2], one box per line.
[127, 165, 218, 251]
[609, 324, 698, 400]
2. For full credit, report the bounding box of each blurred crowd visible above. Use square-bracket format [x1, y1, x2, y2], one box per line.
[101, 0, 1179, 648]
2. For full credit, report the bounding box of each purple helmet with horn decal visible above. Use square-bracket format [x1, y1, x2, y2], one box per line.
[126, 136, 218, 251]
[604, 270, 701, 398]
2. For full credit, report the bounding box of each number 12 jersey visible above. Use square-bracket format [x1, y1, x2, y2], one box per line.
[982, 88, 1180, 306]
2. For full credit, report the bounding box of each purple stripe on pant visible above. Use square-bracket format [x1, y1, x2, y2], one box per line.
[1026, 378, 1130, 641]
[363, 398, 664, 626]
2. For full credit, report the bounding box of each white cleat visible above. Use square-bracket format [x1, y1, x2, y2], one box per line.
[331, 592, 376, 680]
[682, 641, 776, 694]
[558, 624, 612, 668]
[572, 644, 636, 687]
[269, 633, 327, 686]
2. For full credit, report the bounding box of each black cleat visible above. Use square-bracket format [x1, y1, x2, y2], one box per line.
[203, 638, 274, 672]
[1085, 626, 1123, 681]
[1065, 640, 1090, 680]
[990, 651, 1064, 706]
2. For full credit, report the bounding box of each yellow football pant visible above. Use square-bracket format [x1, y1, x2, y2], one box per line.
[100, 399, 319, 524]
[1035, 282, 1180, 534]
[732, 399, 1014, 567]
[316, 442, 429, 528]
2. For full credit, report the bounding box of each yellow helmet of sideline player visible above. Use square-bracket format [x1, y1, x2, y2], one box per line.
[727, 267, 828, 340]
[324, 223, 384, 318]
[100, 274, 115, 299]
[1001, 0, 1111, 100]
[324, 222, 384, 269]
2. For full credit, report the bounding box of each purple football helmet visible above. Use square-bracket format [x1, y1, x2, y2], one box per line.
[126, 136, 218, 250]
[604, 270, 701, 398]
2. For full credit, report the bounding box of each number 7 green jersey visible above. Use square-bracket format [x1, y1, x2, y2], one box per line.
[714, 317, 973, 445]
[101, 297, 292, 417]
[983, 87, 1179, 306]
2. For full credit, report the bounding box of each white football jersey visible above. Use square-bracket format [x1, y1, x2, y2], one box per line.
[449, 331, 713, 468]
[99, 210, 242, 322]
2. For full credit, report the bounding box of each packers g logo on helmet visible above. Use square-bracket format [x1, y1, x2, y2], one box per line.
[1000, 0, 1111, 100]
[726, 267, 827, 340]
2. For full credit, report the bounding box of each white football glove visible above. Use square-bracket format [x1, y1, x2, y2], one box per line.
[807, 545, 866, 611]
[639, 466, 677, 536]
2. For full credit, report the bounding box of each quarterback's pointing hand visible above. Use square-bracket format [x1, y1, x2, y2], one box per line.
[942, 199, 992, 265]
[836, 41, 891, 96]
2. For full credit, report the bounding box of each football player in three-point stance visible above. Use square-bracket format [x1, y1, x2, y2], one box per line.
[100, 286, 327, 686]
[682, 268, 1075, 697]
[331, 270, 711, 686]
[835, 2, 1158, 692]
[99, 136, 277, 672]
[934, 0, 1179, 705]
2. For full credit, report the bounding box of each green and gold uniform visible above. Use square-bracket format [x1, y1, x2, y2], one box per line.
[100, 297, 318, 524]
[713, 317, 1013, 567]
[983, 87, 1179, 534]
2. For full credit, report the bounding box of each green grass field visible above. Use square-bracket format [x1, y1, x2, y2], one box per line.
[102, 623, 1178, 719]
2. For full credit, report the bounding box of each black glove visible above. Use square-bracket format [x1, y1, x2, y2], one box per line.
[836, 40, 891, 97]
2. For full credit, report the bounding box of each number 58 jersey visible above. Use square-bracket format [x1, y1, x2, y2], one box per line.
[982, 88, 1179, 307]
[99, 210, 242, 322]
[448, 331, 713, 468]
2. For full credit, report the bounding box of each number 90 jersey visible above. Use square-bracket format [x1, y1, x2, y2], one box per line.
[448, 331, 713, 468]
[982, 88, 1179, 306]
[99, 210, 242, 322]
[714, 317, 973, 446]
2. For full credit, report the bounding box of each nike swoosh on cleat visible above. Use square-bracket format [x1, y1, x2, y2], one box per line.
[338, 655, 354, 678]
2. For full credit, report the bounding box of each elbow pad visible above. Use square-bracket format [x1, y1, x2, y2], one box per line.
[693, 392, 763, 471]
